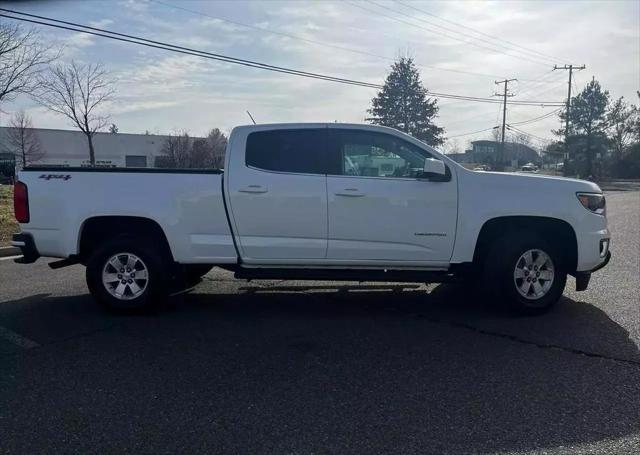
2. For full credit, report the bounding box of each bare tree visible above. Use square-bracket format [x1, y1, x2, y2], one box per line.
[491, 126, 501, 143]
[156, 129, 228, 169]
[190, 138, 210, 168]
[156, 131, 192, 168]
[37, 61, 114, 166]
[444, 138, 461, 155]
[2, 110, 45, 167]
[206, 128, 227, 168]
[0, 21, 57, 107]
[607, 96, 635, 159]
[508, 130, 532, 147]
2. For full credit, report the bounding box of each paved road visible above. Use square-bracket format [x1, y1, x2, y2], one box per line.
[0, 191, 638, 454]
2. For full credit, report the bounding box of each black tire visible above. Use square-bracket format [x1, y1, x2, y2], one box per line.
[482, 231, 567, 315]
[86, 235, 170, 312]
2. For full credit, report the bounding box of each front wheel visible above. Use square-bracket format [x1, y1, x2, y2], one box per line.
[483, 232, 567, 315]
[86, 236, 170, 312]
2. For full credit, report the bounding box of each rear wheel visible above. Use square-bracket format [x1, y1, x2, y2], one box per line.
[86, 236, 170, 312]
[483, 232, 567, 315]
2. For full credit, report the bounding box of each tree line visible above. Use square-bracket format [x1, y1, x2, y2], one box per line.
[155, 129, 227, 169]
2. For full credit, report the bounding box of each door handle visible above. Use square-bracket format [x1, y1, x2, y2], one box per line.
[335, 188, 365, 197]
[238, 185, 268, 194]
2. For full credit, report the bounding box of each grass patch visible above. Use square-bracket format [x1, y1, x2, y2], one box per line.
[0, 184, 18, 246]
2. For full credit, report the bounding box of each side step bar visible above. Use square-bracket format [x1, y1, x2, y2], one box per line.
[48, 256, 80, 269]
[233, 267, 460, 283]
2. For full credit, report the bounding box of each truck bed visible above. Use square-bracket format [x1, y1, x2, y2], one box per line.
[18, 167, 237, 264]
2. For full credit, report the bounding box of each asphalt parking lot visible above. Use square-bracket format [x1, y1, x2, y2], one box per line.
[0, 190, 638, 454]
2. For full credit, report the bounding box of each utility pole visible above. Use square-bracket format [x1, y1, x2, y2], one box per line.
[494, 78, 516, 171]
[553, 64, 585, 169]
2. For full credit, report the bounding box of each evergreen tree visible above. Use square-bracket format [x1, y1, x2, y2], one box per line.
[557, 78, 609, 176]
[367, 57, 444, 146]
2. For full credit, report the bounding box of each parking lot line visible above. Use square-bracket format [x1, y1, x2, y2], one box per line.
[0, 325, 40, 349]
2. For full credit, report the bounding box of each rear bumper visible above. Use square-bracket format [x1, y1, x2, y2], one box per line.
[11, 233, 40, 264]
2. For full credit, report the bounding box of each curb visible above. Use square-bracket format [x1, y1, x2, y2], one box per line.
[0, 246, 21, 257]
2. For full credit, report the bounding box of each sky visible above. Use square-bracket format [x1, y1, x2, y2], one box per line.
[1, 0, 638, 152]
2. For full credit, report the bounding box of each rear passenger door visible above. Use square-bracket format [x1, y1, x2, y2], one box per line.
[226, 127, 329, 262]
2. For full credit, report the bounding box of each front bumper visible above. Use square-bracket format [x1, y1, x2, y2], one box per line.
[573, 250, 611, 291]
[11, 233, 40, 264]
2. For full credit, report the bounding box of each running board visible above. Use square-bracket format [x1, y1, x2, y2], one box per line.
[48, 256, 80, 269]
[234, 267, 460, 283]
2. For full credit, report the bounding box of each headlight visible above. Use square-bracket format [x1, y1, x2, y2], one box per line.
[577, 192, 606, 215]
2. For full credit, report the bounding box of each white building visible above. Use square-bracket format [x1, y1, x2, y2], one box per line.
[0, 127, 192, 168]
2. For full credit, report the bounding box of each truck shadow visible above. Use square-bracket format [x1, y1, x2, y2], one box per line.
[1, 283, 639, 453]
[174, 281, 640, 452]
[224, 281, 640, 364]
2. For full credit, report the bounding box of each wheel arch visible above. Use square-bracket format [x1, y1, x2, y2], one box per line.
[473, 216, 578, 273]
[78, 216, 174, 263]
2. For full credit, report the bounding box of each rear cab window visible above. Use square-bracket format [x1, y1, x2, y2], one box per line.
[245, 129, 327, 175]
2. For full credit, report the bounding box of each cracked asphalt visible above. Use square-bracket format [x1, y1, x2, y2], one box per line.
[0, 190, 638, 454]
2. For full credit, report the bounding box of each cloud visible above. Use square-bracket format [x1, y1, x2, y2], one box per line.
[118, 0, 149, 13]
[110, 100, 180, 115]
[89, 19, 114, 28]
[65, 32, 95, 49]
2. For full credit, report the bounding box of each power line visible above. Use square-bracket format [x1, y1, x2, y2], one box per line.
[447, 125, 497, 138]
[349, 0, 551, 67]
[513, 70, 564, 98]
[151, 1, 396, 62]
[509, 108, 561, 126]
[442, 97, 560, 129]
[0, 9, 566, 106]
[382, 0, 555, 65]
[507, 124, 551, 143]
[427, 92, 562, 106]
[365, 0, 552, 66]
[519, 78, 566, 100]
[394, 0, 570, 64]
[150, 0, 513, 81]
[156, 0, 565, 83]
[507, 77, 565, 124]
[0, 10, 383, 89]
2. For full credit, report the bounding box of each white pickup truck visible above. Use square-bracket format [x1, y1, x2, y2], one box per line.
[11, 123, 610, 314]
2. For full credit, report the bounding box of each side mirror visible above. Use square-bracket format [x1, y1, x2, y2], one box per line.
[422, 158, 447, 181]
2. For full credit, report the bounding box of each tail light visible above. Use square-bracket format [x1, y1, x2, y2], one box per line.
[14, 181, 30, 223]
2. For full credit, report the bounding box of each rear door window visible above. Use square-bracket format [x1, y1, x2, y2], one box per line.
[245, 129, 327, 175]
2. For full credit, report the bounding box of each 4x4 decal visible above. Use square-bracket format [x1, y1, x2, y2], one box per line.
[39, 174, 71, 181]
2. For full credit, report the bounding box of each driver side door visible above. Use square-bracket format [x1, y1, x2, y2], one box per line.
[325, 127, 458, 264]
